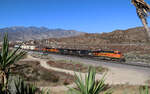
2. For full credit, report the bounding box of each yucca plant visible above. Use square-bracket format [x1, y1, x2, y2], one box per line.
[14, 76, 37, 94]
[0, 83, 7, 94]
[14, 76, 50, 94]
[68, 67, 112, 94]
[40, 89, 50, 94]
[0, 33, 26, 92]
[139, 86, 149, 94]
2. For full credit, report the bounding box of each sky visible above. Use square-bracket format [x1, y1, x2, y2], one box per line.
[0, 0, 150, 33]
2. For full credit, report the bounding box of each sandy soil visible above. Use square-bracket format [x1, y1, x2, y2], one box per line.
[24, 55, 102, 93]
[46, 53, 150, 85]
[22, 53, 150, 93]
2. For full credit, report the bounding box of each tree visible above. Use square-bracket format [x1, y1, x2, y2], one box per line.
[131, 0, 150, 41]
[0, 34, 26, 92]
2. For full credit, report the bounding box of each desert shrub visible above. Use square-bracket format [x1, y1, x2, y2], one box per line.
[139, 86, 149, 94]
[0, 33, 26, 92]
[68, 67, 112, 94]
[14, 76, 37, 94]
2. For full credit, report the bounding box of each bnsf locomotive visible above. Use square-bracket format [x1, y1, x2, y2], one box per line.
[15, 45, 125, 61]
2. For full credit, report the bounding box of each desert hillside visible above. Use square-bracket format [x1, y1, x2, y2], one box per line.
[51, 27, 149, 45]
[34, 27, 150, 52]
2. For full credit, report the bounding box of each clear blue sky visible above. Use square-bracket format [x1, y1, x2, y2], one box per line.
[1, 0, 150, 33]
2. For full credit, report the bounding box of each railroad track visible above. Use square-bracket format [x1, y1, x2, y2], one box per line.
[87, 57, 150, 68]
[27, 50, 150, 68]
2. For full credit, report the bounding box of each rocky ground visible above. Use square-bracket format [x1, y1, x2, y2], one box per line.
[124, 51, 150, 64]
[30, 52, 150, 94]
[12, 60, 75, 87]
[47, 60, 107, 73]
[9, 51, 150, 94]
[47, 53, 150, 85]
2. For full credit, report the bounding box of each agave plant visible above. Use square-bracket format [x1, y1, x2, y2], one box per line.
[14, 76, 37, 94]
[139, 86, 149, 94]
[68, 67, 112, 94]
[0, 34, 26, 92]
[14, 76, 50, 94]
[40, 89, 50, 94]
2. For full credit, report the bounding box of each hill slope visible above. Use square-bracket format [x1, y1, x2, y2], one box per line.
[35, 27, 150, 52]
[44, 27, 148, 45]
[0, 26, 84, 41]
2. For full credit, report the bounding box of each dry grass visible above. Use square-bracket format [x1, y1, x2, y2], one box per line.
[110, 85, 150, 94]
[11, 60, 75, 87]
[47, 59, 108, 73]
[124, 51, 150, 63]
[49, 85, 150, 94]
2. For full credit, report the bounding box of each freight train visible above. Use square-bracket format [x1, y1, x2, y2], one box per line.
[14, 45, 125, 61]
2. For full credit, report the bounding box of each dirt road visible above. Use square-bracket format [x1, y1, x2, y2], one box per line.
[23, 53, 150, 93]
[46, 54, 150, 85]
[25, 55, 102, 92]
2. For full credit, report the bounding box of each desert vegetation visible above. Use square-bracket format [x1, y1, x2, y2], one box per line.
[67, 67, 112, 94]
[0, 34, 49, 94]
[0, 34, 149, 94]
[12, 60, 74, 86]
[47, 60, 107, 73]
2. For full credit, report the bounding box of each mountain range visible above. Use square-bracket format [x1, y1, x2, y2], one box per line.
[0, 26, 148, 44]
[0, 26, 84, 41]
[38, 27, 150, 52]
[44, 27, 149, 45]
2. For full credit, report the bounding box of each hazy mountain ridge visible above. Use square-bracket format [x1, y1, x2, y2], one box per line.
[0, 26, 84, 41]
[37, 27, 150, 52]
[43, 27, 149, 46]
